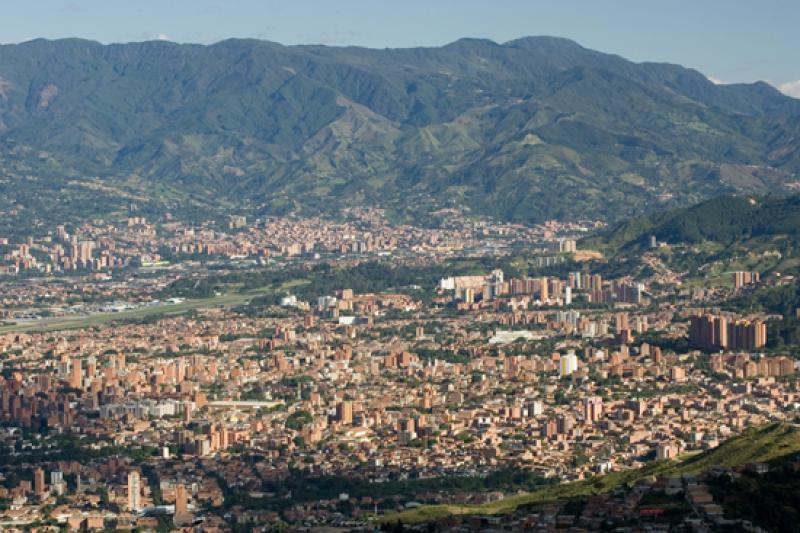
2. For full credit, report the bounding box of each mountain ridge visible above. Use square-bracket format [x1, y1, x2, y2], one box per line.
[0, 36, 799, 229]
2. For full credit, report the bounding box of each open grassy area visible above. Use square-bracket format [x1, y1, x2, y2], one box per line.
[383, 423, 800, 524]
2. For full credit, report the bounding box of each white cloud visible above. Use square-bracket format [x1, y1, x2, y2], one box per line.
[706, 76, 724, 85]
[156, 33, 172, 42]
[778, 80, 800, 98]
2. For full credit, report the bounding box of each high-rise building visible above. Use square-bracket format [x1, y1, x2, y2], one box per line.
[488, 269, 504, 285]
[689, 314, 766, 351]
[50, 470, 64, 496]
[462, 287, 475, 304]
[728, 319, 767, 351]
[549, 278, 563, 301]
[527, 401, 543, 417]
[336, 401, 353, 425]
[733, 271, 760, 290]
[538, 277, 549, 302]
[613, 281, 644, 304]
[174, 482, 191, 525]
[556, 414, 574, 434]
[670, 367, 686, 382]
[34, 468, 45, 497]
[615, 312, 629, 334]
[79, 240, 95, 261]
[175, 483, 187, 514]
[128, 471, 141, 511]
[548, 238, 577, 253]
[69, 358, 82, 389]
[714, 316, 728, 349]
[584, 396, 603, 423]
[559, 351, 579, 377]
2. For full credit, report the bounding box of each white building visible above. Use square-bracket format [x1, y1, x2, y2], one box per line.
[438, 277, 455, 290]
[317, 295, 337, 308]
[280, 294, 298, 307]
[128, 471, 141, 511]
[559, 351, 579, 377]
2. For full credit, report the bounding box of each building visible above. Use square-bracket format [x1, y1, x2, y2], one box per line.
[670, 366, 686, 382]
[550, 239, 576, 253]
[336, 401, 353, 425]
[50, 470, 64, 496]
[559, 351, 578, 377]
[656, 443, 679, 460]
[34, 468, 45, 497]
[128, 471, 141, 511]
[615, 312, 629, 334]
[733, 271, 760, 290]
[584, 396, 603, 423]
[69, 358, 82, 389]
[174, 482, 192, 525]
[689, 314, 766, 351]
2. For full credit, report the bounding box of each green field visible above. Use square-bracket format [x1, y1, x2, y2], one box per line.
[383, 423, 800, 524]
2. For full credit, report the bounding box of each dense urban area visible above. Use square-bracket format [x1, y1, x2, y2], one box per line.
[1, 203, 798, 532]
[1, 14, 800, 532]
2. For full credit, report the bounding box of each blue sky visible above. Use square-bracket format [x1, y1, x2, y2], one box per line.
[2, 0, 798, 96]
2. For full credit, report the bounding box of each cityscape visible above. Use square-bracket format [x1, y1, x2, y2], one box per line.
[1, 1, 800, 532]
[1, 207, 798, 531]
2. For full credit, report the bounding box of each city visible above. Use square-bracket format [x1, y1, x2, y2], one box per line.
[1, 1, 800, 532]
[0, 206, 797, 530]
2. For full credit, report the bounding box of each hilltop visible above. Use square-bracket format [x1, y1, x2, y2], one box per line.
[582, 193, 800, 254]
[0, 37, 799, 230]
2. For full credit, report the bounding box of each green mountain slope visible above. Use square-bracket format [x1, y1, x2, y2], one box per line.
[384, 422, 800, 524]
[1, 37, 799, 227]
[583, 193, 800, 253]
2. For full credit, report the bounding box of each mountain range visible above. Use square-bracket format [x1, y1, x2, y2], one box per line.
[1, 36, 799, 228]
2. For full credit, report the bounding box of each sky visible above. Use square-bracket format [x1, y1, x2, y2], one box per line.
[1, 0, 798, 97]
